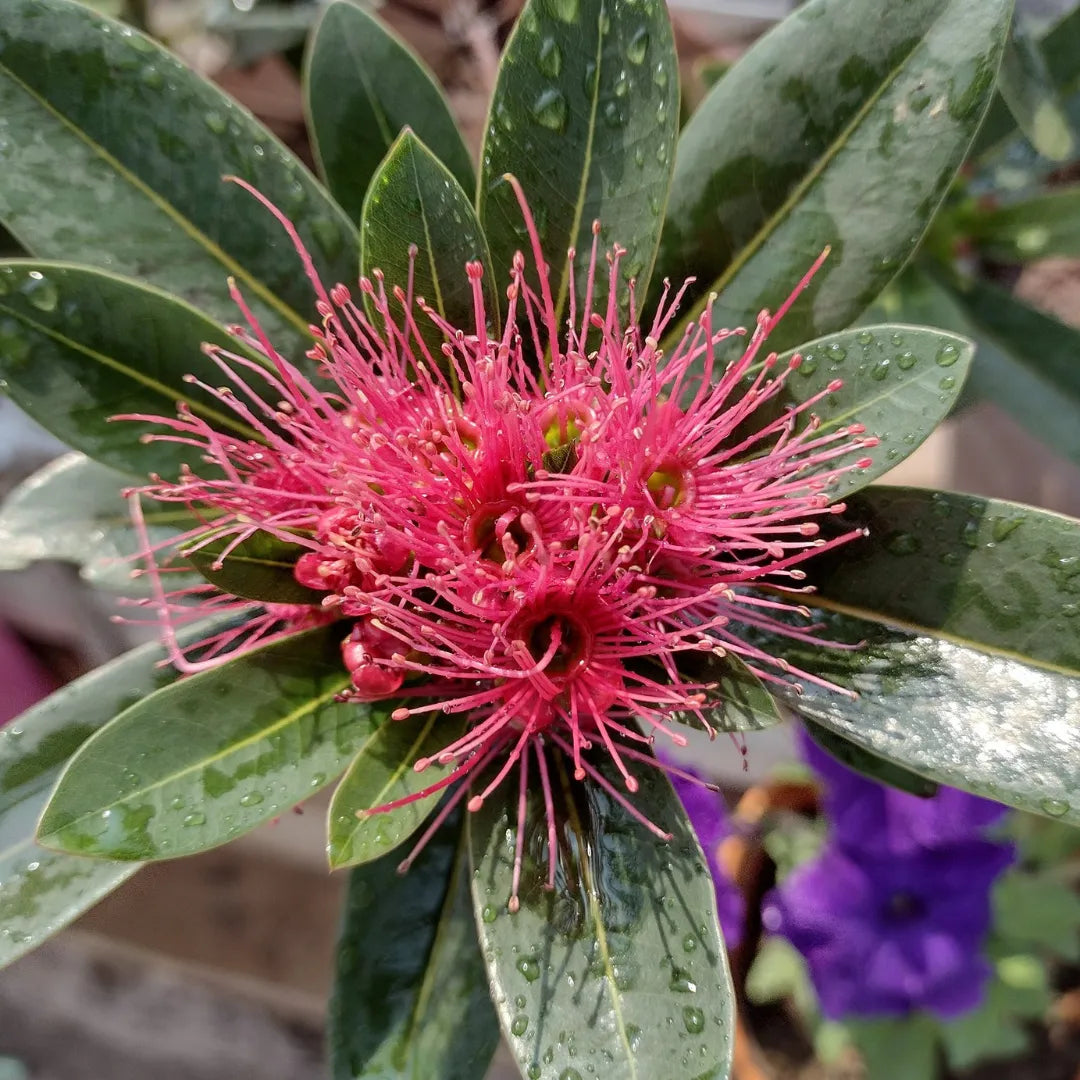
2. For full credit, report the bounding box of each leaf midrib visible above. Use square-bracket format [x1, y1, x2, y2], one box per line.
[556, 754, 638, 1080]
[0, 59, 311, 337]
[332, 712, 444, 864]
[550, 9, 607, 329]
[661, 15, 942, 351]
[0, 298, 262, 443]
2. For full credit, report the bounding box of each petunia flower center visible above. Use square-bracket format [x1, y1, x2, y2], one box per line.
[885, 891, 927, 922]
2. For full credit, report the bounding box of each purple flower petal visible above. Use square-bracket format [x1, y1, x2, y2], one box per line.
[765, 841, 1013, 1020]
[798, 726, 1010, 855]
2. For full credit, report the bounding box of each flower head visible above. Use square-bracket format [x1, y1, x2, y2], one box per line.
[763, 841, 1013, 1019]
[123, 176, 877, 909]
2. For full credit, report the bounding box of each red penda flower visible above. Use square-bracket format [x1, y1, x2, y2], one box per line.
[122, 176, 874, 911]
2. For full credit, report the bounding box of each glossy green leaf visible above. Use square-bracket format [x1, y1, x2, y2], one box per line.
[656, 0, 1011, 354]
[0, 451, 193, 590]
[874, 265, 1080, 465]
[771, 610, 1080, 826]
[0, 629, 209, 968]
[970, 186, 1080, 261]
[478, 0, 679, 325]
[771, 324, 973, 495]
[330, 812, 500, 1080]
[0, 0, 357, 352]
[305, 0, 473, 224]
[668, 651, 782, 733]
[801, 719, 939, 798]
[361, 132, 498, 360]
[0, 261, 267, 477]
[469, 749, 734, 1080]
[972, 4, 1080, 156]
[186, 529, 322, 605]
[811, 486, 1080, 677]
[328, 713, 466, 869]
[995, 25, 1076, 161]
[38, 624, 384, 860]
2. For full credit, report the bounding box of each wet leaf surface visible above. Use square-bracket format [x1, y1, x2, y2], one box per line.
[328, 714, 466, 869]
[306, 0, 473, 224]
[329, 813, 500, 1080]
[39, 625, 385, 860]
[469, 750, 734, 1080]
[479, 0, 679, 325]
[657, 0, 1011, 353]
[0, 261, 267, 477]
[0, 0, 357, 354]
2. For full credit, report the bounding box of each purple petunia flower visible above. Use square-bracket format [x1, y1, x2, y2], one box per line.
[798, 726, 1010, 856]
[667, 768, 745, 948]
[763, 840, 1015, 1019]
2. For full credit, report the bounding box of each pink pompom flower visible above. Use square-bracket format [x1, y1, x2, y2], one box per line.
[121, 176, 874, 910]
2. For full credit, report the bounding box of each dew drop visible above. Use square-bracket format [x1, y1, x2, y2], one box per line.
[682, 934, 697, 952]
[870, 359, 890, 381]
[559, 1070, 583, 1080]
[886, 532, 921, 556]
[682, 1006, 705, 1034]
[512, 1015, 530, 1036]
[602, 100, 624, 128]
[538, 38, 563, 78]
[856, 330, 874, 346]
[310, 772, 326, 788]
[627, 27, 649, 64]
[798, 357, 818, 376]
[959, 520, 980, 548]
[482, 904, 498, 923]
[183, 811, 207, 827]
[239, 791, 264, 807]
[613, 70, 630, 98]
[517, 956, 541, 982]
[634, 146, 646, 168]
[656, 143, 668, 164]
[204, 110, 227, 135]
[936, 342, 959, 366]
[531, 88, 569, 133]
[22, 272, 58, 313]
[896, 350, 917, 370]
[991, 516, 1023, 542]
[826, 343, 847, 362]
[669, 966, 697, 993]
[939, 375, 956, 391]
[515, 995, 527, 1009]
[549, 0, 578, 22]
[1041, 797, 1070, 818]
[527, 1068, 541, 1080]
[890, 332, 905, 347]
[140, 65, 164, 89]
[654, 63, 669, 89]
